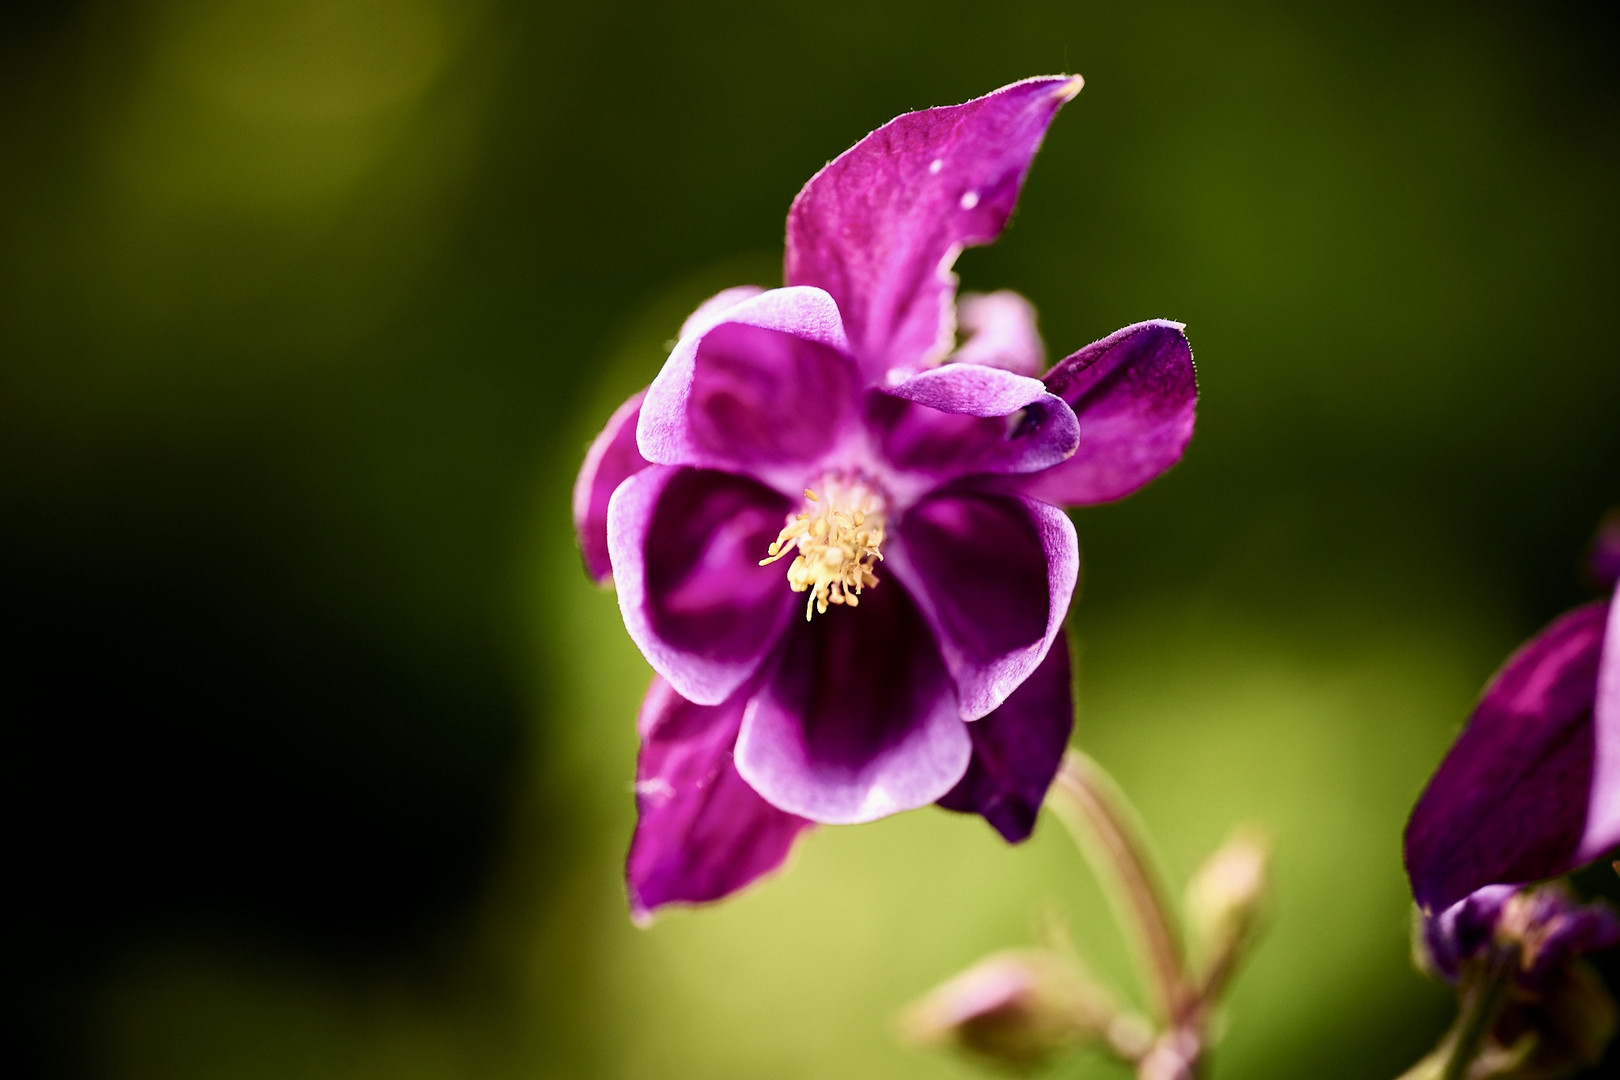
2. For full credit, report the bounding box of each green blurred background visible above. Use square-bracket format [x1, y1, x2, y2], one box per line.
[3, 1, 1618, 1077]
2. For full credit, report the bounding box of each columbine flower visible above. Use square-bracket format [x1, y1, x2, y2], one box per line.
[572, 77, 1198, 921]
[1415, 884, 1620, 1079]
[1405, 514, 1620, 916]
[1420, 884, 1620, 993]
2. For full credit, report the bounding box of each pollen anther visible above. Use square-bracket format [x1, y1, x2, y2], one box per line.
[759, 480, 886, 620]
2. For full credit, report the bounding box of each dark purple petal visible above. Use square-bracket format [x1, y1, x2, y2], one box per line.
[607, 466, 797, 705]
[1420, 884, 1620, 989]
[785, 77, 1083, 378]
[734, 580, 971, 823]
[678, 284, 766, 340]
[1521, 888, 1620, 989]
[1422, 885, 1518, 983]
[937, 628, 1073, 842]
[950, 291, 1046, 376]
[1589, 512, 1620, 590]
[867, 366, 1080, 483]
[888, 492, 1078, 720]
[627, 676, 814, 924]
[1580, 598, 1620, 860]
[1018, 320, 1197, 507]
[573, 390, 649, 584]
[638, 287, 857, 489]
[1405, 602, 1610, 914]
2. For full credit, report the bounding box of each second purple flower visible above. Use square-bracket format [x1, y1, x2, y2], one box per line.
[573, 77, 1199, 921]
[1406, 516, 1620, 917]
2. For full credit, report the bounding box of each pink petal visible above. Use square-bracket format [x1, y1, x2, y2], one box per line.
[785, 77, 1083, 379]
[950, 290, 1046, 376]
[887, 491, 1078, 720]
[1019, 320, 1197, 507]
[734, 582, 971, 824]
[1405, 601, 1609, 913]
[869, 364, 1079, 483]
[1581, 597, 1620, 860]
[607, 466, 797, 705]
[1589, 511, 1620, 589]
[937, 628, 1073, 842]
[678, 285, 767, 340]
[572, 390, 649, 584]
[627, 676, 814, 924]
[637, 287, 857, 492]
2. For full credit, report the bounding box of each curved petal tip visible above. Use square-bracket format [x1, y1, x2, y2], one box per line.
[627, 678, 814, 923]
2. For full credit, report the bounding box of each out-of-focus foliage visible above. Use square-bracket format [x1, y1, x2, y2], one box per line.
[2, 1, 1617, 1078]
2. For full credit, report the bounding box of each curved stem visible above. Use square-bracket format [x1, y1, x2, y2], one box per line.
[1047, 749, 1189, 1025]
[1392, 1048, 1447, 1080]
[1438, 949, 1515, 1080]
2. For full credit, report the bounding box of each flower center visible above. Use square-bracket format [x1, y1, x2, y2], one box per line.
[759, 480, 887, 621]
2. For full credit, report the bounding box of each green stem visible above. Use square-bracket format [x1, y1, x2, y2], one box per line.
[1047, 749, 1189, 1025]
[1392, 1047, 1447, 1080]
[1438, 949, 1515, 1080]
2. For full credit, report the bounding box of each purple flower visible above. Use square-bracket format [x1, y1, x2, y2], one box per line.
[1421, 884, 1620, 992]
[1405, 517, 1620, 916]
[572, 77, 1198, 921]
[1417, 883, 1620, 1078]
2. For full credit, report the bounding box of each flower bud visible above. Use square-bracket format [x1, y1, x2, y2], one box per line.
[901, 950, 1115, 1072]
[1186, 827, 1270, 985]
[1138, 1029, 1203, 1080]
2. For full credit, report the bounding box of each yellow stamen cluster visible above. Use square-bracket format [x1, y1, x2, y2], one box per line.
[760, 482, 886, 620]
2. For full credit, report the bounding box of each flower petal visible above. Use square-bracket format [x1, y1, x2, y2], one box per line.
[572, 390, 649, 584]
[573, 289, 774, 584]
[637, 287, 857, 490]
[627, 676, 814, 924]
[1405, 602, 1610, 914]
[1590, 511, 1620, 590]
[1580, 597, 1620, 860]
[785, 76, 1083, 378]
[1421, 885, 1518, 983]
[1018, 321, 1197, 507]
[868, 365, 1080, 483]
[607, 466, 797, 705]
[888, 492, 1078, 720]
[936, 627, 1073, 842]
[734, 581, 971, 824]
[949, 290, 1047, 376]
[677, 284, 766, 340]
[1521, 887, 1620, 988]
[1421, 882, 1620, 989]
